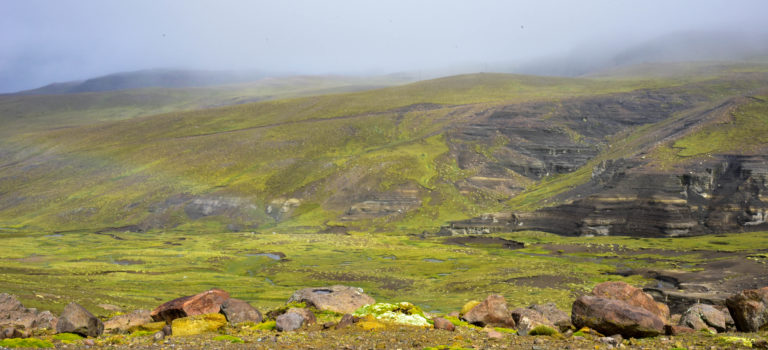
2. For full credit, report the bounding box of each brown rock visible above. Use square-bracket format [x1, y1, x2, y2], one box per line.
[572, 296, 665, 338]
[104, 309, 152, 333]
[664, 324, 696, 335]
[679, 303, 726, 333]
[591, 281, 670, 322]
[56, 302, 104, 337]
[150, 288, 230, 324]
[220, 298, 262, 324]
[1, 327, 22, 339]
[511, 308, 555, 335]
[432, 317, 455, 331]
[287, 285, 374, 314]
[286, 308, 316, 325]
[335, 314, 357, 329]
[725, 286, 768, 332]
[461, 294, 515, 328]
[529, 303, 572, 332]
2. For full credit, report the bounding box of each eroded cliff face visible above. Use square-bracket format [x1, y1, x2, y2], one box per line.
[445, 155, 768, 237]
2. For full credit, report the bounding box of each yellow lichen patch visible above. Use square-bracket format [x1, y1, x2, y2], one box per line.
[129, 321, 165, 333]
[171, 313, 227, 336]
[460, 301, 480, 316]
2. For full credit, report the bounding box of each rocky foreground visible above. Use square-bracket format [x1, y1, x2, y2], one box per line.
[2, 282, 768, 349]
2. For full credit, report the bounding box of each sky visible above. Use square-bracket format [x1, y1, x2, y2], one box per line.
[1, 0, 767, 93]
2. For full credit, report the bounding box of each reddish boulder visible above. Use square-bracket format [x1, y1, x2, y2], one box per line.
[151, 288, 230, 324]
[461, 294, 515, 328]
[665, 324, 696, 335]
[725, 286, 768, 332]
[572, 296, 665, 338]
[591, 281, 669, 322]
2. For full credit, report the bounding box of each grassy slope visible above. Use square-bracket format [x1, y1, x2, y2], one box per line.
[0, 71, 725, 233]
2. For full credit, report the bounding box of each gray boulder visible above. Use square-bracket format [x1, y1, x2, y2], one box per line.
[529, 303, 572, 332]
[287, 285, 374, 314]
[56, 302, 104, 337]
[220, 298, 262, 324]
[104, 309, 153, 333]
[276, 312, 304, 332]
[679, 303, 726, 333]
[511, 308, 556, 335]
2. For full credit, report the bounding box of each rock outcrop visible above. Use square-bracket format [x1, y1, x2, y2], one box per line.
[591, 282, 669, 322]
[0, 293, 57, 335]
[287, 285, 374, 314]
[529, 303, 572, 332]
[276, 312, 305, 332]
[56, 302, 104, 337]
[151, 288, 230, 324]
[511, 308, 556, 335]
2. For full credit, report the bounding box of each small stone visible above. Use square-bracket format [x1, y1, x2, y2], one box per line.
[336, 314, 356, 329]
[598, 336, 620, 347]
[153, 330, 165, 341]
[83, 339, 95, 346]
[485, 329, 503, 339]
[323, 322, 335, 329]
[162, 324, 172, 336]
[432, 317, 455, 331]
[533, 337, 546, 344]
[753, 339, 768, 349]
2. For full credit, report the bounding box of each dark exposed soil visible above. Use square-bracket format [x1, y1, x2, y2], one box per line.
[443, 236, 525, 249]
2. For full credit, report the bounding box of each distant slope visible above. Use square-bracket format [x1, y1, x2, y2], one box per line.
[0, 74, 412, 137]
[15, 69, 266, 95]
[1, 63, 767, 235]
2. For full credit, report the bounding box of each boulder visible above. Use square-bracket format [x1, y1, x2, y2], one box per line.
[461, 294, 515, 328]
[103, 309, 153, 333]
[287, 285, 374, 314]
[591, 281, 669, 322]
[56, 302, 104, 337]
[572, 296, 665, 338]
[511, 308, 556, 335]
[276, 312, 304, 332]
[151, 288, 230, 324]
[725, 286, 768, 332]
[0, 293, 57, 332]
[679, 303, 726, 332]
[220, 298, 262, 324]
[170, 313, 227, 336]
[529, 303, 571, 332]
[433, 317, 455, 331]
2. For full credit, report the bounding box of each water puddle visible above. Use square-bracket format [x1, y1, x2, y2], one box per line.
[44, 234, 63, 238]
[247, 253, 283, 261]
[113, 259, 144, 265]
[382, 255, 397, 260]
[423, 258, 444, 263]
[265, 277, 276, 286]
